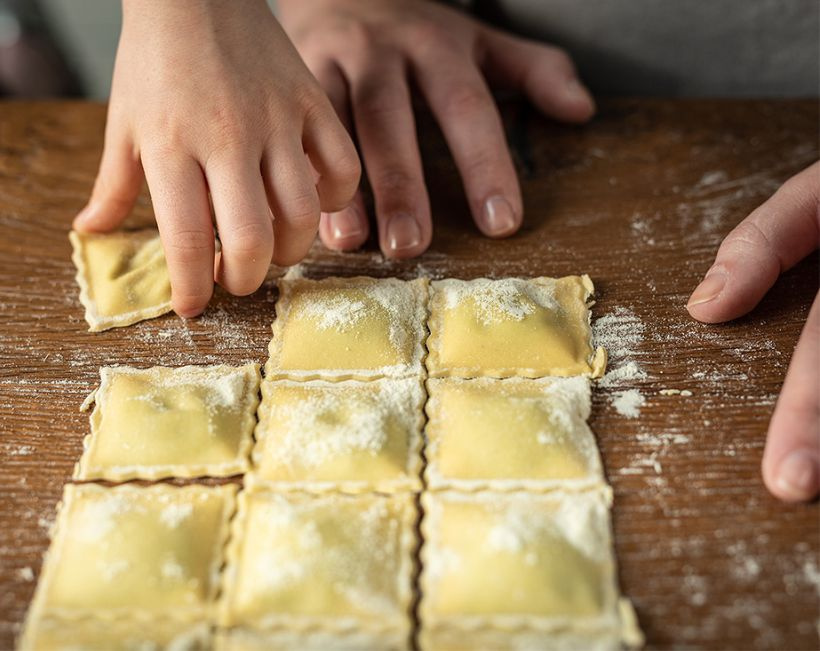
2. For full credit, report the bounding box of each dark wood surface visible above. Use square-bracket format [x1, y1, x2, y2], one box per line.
[0, 99, 817, 650]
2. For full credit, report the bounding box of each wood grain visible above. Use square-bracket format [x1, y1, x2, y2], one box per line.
[0, 99, 817, 651]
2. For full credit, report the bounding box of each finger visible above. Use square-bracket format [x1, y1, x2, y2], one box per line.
[410, 46, 522, 238]
[142, 152, 214, 317]
[480, 27, 595, 124]
[73, 123, 143, 232]
[687, 162, 820, 323]
[303, 63, 361, 213]
[205, 153, 274, 296]
[262, 140, 321, 267]
[310, 61, 368, 249]
[762, 290, 820, 502]
[319, 191, 369, 251]
[346, 55, 431, 258]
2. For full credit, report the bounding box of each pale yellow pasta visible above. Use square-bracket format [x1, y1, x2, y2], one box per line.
[426, 276, 606, 378]
[70, 229, 172, 331]
[252, 377, 423, 493]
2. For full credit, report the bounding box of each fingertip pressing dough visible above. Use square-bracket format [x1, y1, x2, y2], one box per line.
[419, 491, 640, 647]
[426, 276, 606, 379]
[74, 364, 261, 481]
[266, 276, 429, 381]
[424, 376, 609, 494]
[23, 483, 237, 625]
[69, 229, 172, 332]
[219, 490, 416, 637]
[251, 377, 424, 493]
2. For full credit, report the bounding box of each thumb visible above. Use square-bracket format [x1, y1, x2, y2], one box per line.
[73, 122, 143, 232]
[687, 162, 819, 324]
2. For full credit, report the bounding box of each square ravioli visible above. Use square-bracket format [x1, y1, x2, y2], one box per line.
[70, 229, 172, 331]
[74, 364, 261, 481]
[219, 490, 416, 635]
[426, 276, 606, 378]
[419, 491, 625, 633]
[27, 483, 236, 621]
[18, 618, 211, 651]
[424, 376, 608, 493]
[251, 378, 424, 493]
[266, 276, 428, 380]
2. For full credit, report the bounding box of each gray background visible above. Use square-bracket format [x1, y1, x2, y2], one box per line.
[39, 0, 819, 99]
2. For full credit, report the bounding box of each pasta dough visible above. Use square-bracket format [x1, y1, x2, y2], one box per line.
[24, 484, 236, 621]
[266, 276, 428, 380]
[424, 376, 608, 493]
[219, 490, 416, 637]
[74, 364, 260, 481]
[419, 491, 637, 643]
[426, 276, 606, 378]
[70, 229, 172, 331]
[252, 378, 424, 493]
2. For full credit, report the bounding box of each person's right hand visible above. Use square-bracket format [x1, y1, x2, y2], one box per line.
[278, 0, 595, 259]
[73, 0, 360, 317]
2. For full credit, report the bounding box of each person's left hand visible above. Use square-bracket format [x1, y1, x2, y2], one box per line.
[687, 161, 819, 502]
[278, 0, 595, 259]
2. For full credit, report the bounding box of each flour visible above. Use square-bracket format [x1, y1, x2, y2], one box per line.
[612, 390, 645, 419]
[438, 278, 558, 325]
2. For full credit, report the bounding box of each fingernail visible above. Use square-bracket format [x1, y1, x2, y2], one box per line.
[386, 213, 421, 252]
[687, 271, 727, 307]
[483, 195, 517, 235]
[776, 450, 819, 500]
[326, 209, 364, 241]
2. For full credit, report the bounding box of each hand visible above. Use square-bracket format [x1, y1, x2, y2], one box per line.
[278, 0, 595, 258]
[687, 162, 819, 502]
[73, 0, 360, 317]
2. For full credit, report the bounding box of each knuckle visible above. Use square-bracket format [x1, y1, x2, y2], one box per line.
[407, 20, 452, 53]
[372, 168, 419, 196]
[280, 193, 321, 231]
[164, 229, 213, 263]
[355, 80, 407, 121]
[220, 221, 273, 258]
[722, 220, 781, 271]
[441, 83, 490, 119]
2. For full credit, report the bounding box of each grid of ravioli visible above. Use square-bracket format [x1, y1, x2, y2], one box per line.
[419, 276, 642, 651]
[22, 272, 643, 651]
[20, 362, 264, 650]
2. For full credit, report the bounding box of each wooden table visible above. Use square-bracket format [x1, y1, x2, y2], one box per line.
[0, 100, 817, 650]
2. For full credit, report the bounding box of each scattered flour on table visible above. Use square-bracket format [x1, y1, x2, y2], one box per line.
[593, 307, 649, 417]
[611, 389, 645, 419]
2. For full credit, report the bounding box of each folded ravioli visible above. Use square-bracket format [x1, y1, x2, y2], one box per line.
[25, 484, 236, 622]
[425, 376, 608, 493]
[74, 364, 260, 481]
[267, 276, 428, 380]
[252, 378, 424, 492]
[426, 276, 606, 378]
[219, 490, 416, 635]
[419, 491, 627, 632]
[70, 229, 172, 331]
